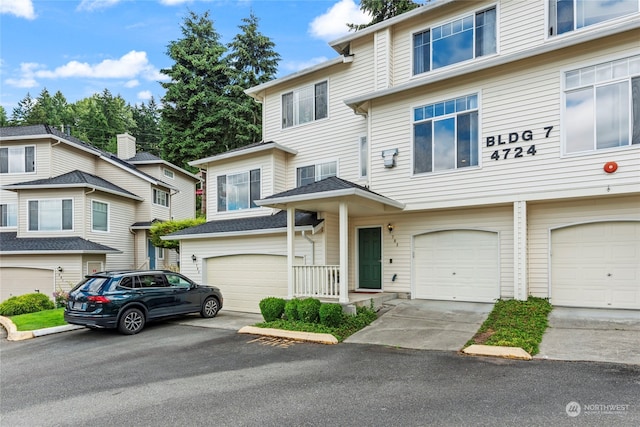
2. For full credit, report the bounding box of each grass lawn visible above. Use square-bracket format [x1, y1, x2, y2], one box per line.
[10, 308, 67, 331]
[466, 297, 553, 355]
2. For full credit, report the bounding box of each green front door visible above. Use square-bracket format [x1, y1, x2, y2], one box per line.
[358, 227, 382, 290]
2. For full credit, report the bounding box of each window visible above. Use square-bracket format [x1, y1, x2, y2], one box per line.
[549, 0, 638, 36]
[413, 94, 479, 174]
[156, 247, 164, 260]
[282, 81, 328, 128]
[163, 168, 174, 179]
[564, 55, 640, 154]
[296, 161, 337, 187]
[359, 136, 368, 178]
[153, 189, 169, 207]
[413, 7, 496, 75]
[217, 169, 261, 212]
[92, 201, 108, 232]
[0, 203, 17, 227]
[0, 146, 35, 174]
[28, 199, 73, 231]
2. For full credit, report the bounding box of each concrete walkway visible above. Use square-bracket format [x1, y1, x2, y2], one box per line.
[536, 307, 640, 365]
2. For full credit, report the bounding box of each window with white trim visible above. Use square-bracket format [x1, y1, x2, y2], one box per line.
[549, 0, 638, 36]
[92, 200, 108, 232]
[156, 247, 164, 260]
[413, 94, 479, 174]
[296, 161, 337, 187]
[282, 81, 328, 128]
[0, 146, 35, 174]
[0, 203, 17, 227]
[413, 6, 496, 75]
[153, 189, 169, 207]
[359, 136, 368, 178]
[28, 199, 73, 231]
[163, 168, 174, 179]
[564, 55, 640, 154]
[217, 169, 261, 212]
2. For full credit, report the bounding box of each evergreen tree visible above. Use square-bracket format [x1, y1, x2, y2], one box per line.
[131, 97, 162, 156]
[27, 88, 73, 129]
[160, 10, 231, 170]
[225, 12, 280, 148]
[0, 106, 7, 127]
[348, 0, 421, 31]
[10, 92, 36, 125]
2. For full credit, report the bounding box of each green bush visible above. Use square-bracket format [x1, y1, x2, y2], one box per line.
[0, 293, 55, 316]
[259, 297, 286, 322]
[319, 303, 344, 328]
[284, 299, 300, 321]
[297, 298, 322, 323]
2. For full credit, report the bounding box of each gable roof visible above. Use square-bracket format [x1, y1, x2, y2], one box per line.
[0, 232, 121, 254]
[164, 210, 323, 240]
[2, 170, 144, 201]
[126, 152, 201, 181]
[189, 140, 297, 167]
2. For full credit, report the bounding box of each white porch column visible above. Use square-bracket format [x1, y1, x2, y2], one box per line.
[287, 207, 295, 299]
[339, 201, 349, 303]
[513, 201, 528, 300]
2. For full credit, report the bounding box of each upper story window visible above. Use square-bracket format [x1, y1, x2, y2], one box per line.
[549, 0, 638, 36]
[217, 169, 260, 212]
[92, 200, 108, 232]
[163, 168, 174, 179]
[153, 189, 169, 207]
[564, 55, 640, 154]
[0, 203, 17, 228]
[413, 94, 479, 174]
[0, 146, 35, 174]
[413, 7, 496, 75]
[282, 81, 328, 128]
[28, 199, 72, 231]
[359, 136, 368, 179]
[296, 161, 337, 187]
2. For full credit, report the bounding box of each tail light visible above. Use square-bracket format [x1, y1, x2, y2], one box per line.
[87, 296, 110, 304]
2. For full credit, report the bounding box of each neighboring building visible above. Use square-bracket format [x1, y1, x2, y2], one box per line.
[0, 125, 200, 301]
[168, 0, 640, 314]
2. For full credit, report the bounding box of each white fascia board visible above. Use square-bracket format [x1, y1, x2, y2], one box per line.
[1, 133, 103, 157]
[98, 154, 167, 187]
[1, 184, 145, 201]
[345, 17, 640, 108]
[1, 250, 121, 255]
[189, 143, 298, 167]
[245, 57, 344, 99]
[255, 188, 405, 210]
[129, 160, 200, 181]
[162, 225, 316, 241]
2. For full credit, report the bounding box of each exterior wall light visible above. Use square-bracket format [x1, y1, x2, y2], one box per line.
[387, 223, 394, 233]
[57, 266, 63, 272]
[191, 254, 197, 262]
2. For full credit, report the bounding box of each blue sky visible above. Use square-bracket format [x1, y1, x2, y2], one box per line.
[0, 0, 370, 115]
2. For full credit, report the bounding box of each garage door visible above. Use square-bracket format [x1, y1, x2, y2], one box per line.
[0, 268, 54, 302]
[414, 230, 499, 302]
[206, 255, 289, 313]
[551, 221, 640, 309]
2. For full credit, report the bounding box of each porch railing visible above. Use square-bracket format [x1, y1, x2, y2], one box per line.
[292, 265, 340, 299]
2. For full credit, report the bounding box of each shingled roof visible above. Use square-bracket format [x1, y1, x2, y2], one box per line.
[0, 232, 120, 254]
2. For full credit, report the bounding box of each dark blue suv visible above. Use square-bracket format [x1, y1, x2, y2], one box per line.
[64, 270, 223, 334]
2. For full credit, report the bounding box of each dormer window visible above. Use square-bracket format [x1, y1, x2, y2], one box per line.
[413, 6, 496, 75]
[549, 0, 638, 36]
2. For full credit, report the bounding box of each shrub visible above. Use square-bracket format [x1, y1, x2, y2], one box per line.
[259, 297, 286, 322]
[284, 299, 300, 321]
[297, 298, 322, 323]
[53, 290, 69, 308]
[319, 303, 344, 328]
[0, 293, 55, 316]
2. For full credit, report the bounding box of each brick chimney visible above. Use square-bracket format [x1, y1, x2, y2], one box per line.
[117, 133, 136, 159]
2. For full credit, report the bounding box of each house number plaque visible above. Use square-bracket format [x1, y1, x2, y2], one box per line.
[486, 126, 553, 161]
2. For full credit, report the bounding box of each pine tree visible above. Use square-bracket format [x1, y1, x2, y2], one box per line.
[10, 92, 36, 125]
[348, 0, 422, 31]
[131, 97, 162, 156]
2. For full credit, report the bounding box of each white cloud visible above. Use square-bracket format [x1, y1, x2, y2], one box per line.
[4, 62, 42, 88]
[137, 90, 153, 101]
[5, 77, 38, 88]
[124, 79, 140, 88]
[34, 51, 161, 81]
[281, 57, 330, 73]
[309, 0, 370, 41]
[76, 0, 122, 12]
[159, 0, 194, 5]
[0, 0, 36, 19]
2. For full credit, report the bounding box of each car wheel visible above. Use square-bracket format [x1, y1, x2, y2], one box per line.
[118, 308, 145, 335]
[201, 297, 219, 318]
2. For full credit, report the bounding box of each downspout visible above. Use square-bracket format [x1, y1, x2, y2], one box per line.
[302, 230, 315, 265]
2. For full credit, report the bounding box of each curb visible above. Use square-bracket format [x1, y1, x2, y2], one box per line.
[0, 316, 84, 341]
[238, 326, 339, 345]
[462, 344, 532, 360]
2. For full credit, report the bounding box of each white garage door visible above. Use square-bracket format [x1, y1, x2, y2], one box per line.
[414, 230, 499, 302]
[0, 268, 54, 302]
[206, 254, 289, 313]
[551, 221, 640, 309]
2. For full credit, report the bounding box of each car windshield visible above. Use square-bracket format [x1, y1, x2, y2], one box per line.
[73, 277, 109, 293]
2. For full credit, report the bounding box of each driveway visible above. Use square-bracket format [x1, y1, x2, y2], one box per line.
[344, 299, 493, 351]
[536, 307, 640, 365]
